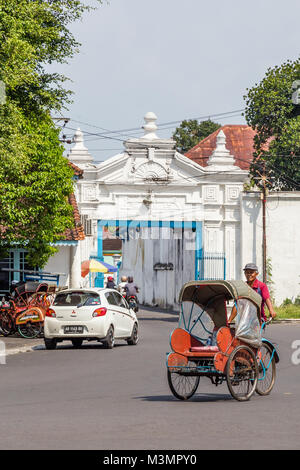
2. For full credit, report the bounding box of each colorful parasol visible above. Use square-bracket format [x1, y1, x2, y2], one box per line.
[81, 259, 118, 278]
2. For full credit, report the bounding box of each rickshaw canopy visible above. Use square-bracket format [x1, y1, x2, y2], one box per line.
[178, 280, 262, 347]
[179, 280, 262, 313]
[11, 281, 49, 296]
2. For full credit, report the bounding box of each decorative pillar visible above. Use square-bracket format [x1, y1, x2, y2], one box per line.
[70, 244, 81, 288]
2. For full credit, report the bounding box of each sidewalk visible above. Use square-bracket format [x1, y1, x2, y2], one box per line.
[0, 335, 44, 357]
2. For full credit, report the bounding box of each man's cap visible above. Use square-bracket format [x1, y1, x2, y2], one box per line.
[243, 263, 258, 272]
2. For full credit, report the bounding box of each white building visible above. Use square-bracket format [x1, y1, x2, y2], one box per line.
[64, 113, 300, 307]
[68, 113, 248, 308]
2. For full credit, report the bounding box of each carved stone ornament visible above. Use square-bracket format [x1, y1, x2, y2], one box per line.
[135, 161, 168, 180]
[83, 184, 98, 201]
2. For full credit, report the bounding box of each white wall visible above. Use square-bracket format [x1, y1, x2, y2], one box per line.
[241, 192, 300, 305]
[44, 246, 71, 287]
[120, 226, 195, 309]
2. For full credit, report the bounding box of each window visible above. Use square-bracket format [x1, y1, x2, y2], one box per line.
[81, 215, 92, 236]
[113, 292, 128, 308]
[105, 292, 118, 306]
[54, 291, 101, 307]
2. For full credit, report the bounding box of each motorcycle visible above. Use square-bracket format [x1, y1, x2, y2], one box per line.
[126, 295, 139, 313]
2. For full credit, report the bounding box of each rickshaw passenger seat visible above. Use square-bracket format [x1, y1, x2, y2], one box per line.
[190, 345, 219, 353]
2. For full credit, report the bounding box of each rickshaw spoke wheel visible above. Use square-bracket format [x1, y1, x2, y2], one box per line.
[167, 363, 200, 400]
[0, 312, 14, 336]
[226, 345, 258, 402]
[256, 342, 276, 395]
[17, 322, 43, 339]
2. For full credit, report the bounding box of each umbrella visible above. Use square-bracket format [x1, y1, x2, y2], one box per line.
[81, 259, 118, 278]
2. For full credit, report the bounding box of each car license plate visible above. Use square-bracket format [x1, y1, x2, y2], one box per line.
[64, 326, 84, 334]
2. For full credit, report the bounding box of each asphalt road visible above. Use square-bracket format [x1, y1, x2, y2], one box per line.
[0, 309, 299, 450]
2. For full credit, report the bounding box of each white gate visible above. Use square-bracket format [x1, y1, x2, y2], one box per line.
[120, 225, 196, 309]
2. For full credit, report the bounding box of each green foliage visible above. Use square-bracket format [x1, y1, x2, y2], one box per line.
[244, 58, 300, 190]
[173, 119, 221, 154]
[294, 295, 300, 306]
[276, 304, 300, 319]
[0, 0, 102, 266]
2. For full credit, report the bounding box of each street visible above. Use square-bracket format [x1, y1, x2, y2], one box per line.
[0, 309, 299, 450]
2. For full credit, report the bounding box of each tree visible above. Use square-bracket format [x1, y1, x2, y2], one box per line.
[244, 58, 300, 190]
[172, 119, 221, 154]
[0, 0, 102, 266]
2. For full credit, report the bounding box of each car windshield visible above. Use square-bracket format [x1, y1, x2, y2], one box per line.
[53, 291, 101, 307]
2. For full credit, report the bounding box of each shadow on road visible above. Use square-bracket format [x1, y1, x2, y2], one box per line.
[134, 393, 232, 403]
[138, 316, 178, 323]
[33, 342, 128, 351]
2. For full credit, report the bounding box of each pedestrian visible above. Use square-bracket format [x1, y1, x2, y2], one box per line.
[229, 263, 277, 323]
[106, 276, 116, 289]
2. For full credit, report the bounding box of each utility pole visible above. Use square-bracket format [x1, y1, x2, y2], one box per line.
[261, 162, 267, 284]
[52, 117, 72, 143]
[254, 160, 268, 283]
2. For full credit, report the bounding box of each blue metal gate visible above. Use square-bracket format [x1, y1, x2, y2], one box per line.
[196, 252, 226, 280]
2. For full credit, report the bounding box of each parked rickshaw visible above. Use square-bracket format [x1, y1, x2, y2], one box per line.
[166, 280, 279, 402]
[0, 281, 56, 338]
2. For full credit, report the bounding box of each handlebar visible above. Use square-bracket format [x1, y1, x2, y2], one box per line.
[261, 317, 273, 331]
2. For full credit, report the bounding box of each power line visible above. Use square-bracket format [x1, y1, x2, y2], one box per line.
[65, 111, 245, 146]
[68, 108, 245, 139]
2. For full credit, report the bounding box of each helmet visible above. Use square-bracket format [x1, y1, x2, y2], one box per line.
[108, 276, 113, 281]
[121, 276, 127, 282]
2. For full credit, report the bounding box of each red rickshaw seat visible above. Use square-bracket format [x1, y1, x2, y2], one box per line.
[190, 346, 219, 353]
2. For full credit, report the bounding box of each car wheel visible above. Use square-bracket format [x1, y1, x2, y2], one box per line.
[103, 325, 115, 349]
[44, 338, 57, 350]
[127, 323, 139, 345]
[71, 339, 83, 348]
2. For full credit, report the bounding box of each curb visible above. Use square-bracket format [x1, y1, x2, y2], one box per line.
[5, 345, 38, 357]
[273, 319, 300, 323]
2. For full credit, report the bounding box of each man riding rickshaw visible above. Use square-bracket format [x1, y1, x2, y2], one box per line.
[166, 278, 279, 402]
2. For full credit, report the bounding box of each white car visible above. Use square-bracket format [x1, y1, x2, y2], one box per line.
[43, 288, 139, 350]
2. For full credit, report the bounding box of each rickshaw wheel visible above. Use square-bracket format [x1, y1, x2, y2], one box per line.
[17, 322, 43, 339]
[226, 345, 258, 402]
[256, 342, 276, 396]
[0, 312, 14, 336]
[167, 365, 200, 401]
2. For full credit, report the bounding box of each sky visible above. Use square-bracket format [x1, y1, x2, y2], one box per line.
[54, 0, 300, 161]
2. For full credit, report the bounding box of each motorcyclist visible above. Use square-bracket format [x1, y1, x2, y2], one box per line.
[106, 276, 116, 289]
[118, 276, 128, 296]
[124, 276, 139, 301]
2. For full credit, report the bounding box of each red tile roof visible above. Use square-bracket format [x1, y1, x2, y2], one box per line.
[63, 193, 85, 241]
[68, 161, 83, 177]
[63, 162, 85, 241]
[185, 125, 257, 170]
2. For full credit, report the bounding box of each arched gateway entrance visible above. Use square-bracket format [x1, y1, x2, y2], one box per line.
[95, 219, 202, 309]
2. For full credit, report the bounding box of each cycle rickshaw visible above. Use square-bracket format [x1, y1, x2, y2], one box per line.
[0, 281, 56, 338]
[166, 280, 279, 402]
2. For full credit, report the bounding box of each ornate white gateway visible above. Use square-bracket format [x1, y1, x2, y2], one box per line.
[68, 113, 248, 308]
